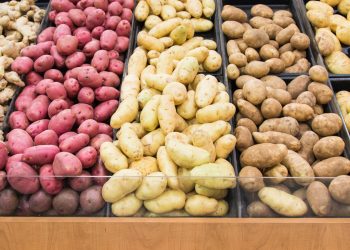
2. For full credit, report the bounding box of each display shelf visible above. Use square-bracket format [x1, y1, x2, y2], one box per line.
[0, 217, 350, 250]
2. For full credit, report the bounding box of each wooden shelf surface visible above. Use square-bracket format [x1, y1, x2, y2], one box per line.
[1, 217, 350, 250]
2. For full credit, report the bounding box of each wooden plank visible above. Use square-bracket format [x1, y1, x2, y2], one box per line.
[1, 218, 350, 250]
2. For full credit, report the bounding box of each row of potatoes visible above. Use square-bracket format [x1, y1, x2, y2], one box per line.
[99, 0, 237, 217]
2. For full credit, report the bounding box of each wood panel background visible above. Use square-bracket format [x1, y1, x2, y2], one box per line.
[1, 218, 350, 250]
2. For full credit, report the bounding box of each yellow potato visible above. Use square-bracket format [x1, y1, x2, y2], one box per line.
[127, 47, 147, 78]
[159, 37, 174, 49]
[135, 0, 150, 22]
[156, 51, 175, 75]
[119, 123, 144, 161]
[202, 0, 215, 18]
[149, 18, 182, 38]
[161, 4, 176, 20]
[137, 31, 165, 52]
[137, 88, 161, 109]
[158, 95, 177, 134]
[190, 162, 236, 189]
[167, 0, 185, 11]
[195, 184, 228, 199]
[144, 73, 175, 91]
[325, 51, 350, 74]
[190, 18, 214, 32]
[111, 193, 143, 217]
[141, 129, 165, 156]
[307, 9, 330, 28]
[172, 56, 199, 84]
[181, 19, 195, 40]
[177, 90, 198, 119]
[214, 91, 230, 103]
[336, 25, 350, 45]
[130, 123, 147, 138]
[165, 132, 190, 145]
[338, 0, 350, 15]
[185, 195, 218, 216]
[162, 82, 187, 105]
[140, 65, 156, 89]
[120, 74, 141, 101]
[146, 0, 161, 15]
[203, 50, 222, 72]
[215, 134, 236, 159]
[178, 167, 195, 193]
[140, 95, 160, 131]
[192, 129, 216, 162]
[200, 39, 217, 50]
[306, 1, 333, 15]
[185, 0, 202, 18]
[321, 0, 341, 7]
[197, 120, 231, 141]
[330, 14, 347, 32]
[258, 187, 308, 217]
[169, 25, 187, 45]
[102, 169, 142, 203]
[100, 142, 128, 173]
[110, 97, 138, 129]
[177, 11, 192, 19]
[186, 46, 209, 63]
[145, 15, 163, 30]
[136, 172, 167, 200]
[157, 146, 179, 190]
[166, 139, 210, 168]
[264, 164, 288, 184]
[130, 156, 159, 176]
[209, 200, 229, 216]
[195, 75, 218, 108]
[196, 103, 236, 123]
[144, 189, 186, 213]
[182, 36, 204, 50]
[174, 113, 188, 132]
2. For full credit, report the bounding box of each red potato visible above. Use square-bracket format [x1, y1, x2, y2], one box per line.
[48, 109, 76, 135]
[68, 171, 93, 191]
[64, 78, 80, 98]
[26, 71, 43, 85]
[71, 103, 94, 125]
[58, 132, 77, 144]
[78, 87, 95, 104]
[94, 100, 118, 122]
[86, 9, 106, 30]
[108, 59, 124, 75]
[44, 69, 64, 82]
[105, 16, 121, 30]
[77, 67, 103, 88]
[7, 162, 40, 194]
[91, 158, 109, 185]
[7, 129, 33, 154]
[26, 119, 50, 138]
[94, 0, 108, 10]
[46, 82, 67, 100]
[16, 195, 34, 216]
[100, 71, 120, 87]
[55, 12, 74, 29]
[116, 20, 131, 37]
[91, 50, 109, 72]
[64, 98, 74, 107]
[11, 57, 33, 74]
[74, 29, 92, 47]
[34, 55, 54, 73]
[68, 9, 86, 27]
[76, 146, 98, 168]
[34, 130, 59, 146]
[50, 45, 66, 68]
[48, 99, 70, 117]
[79, 0, 94, 9]
[114, 36, 129, 53]
[29, 190, 52, 213]
[52, 188, 79, 215]
[95, 86, 119, 101]
[123, 0, 134, 9]
[37, 27, 56, 43]
[121, 8, 132, 22]
[39, 165, 63, 195]
[0, 171, 7, 191]
[21, 45, 45, 60]
[37, 41, 55, 54]
[49, 10, 57, 22]
[15, 85, 36, 112]
[100, 30, 118, 51]
[22, 145, 60, 165]
[97, 123, 113, 136]
[84, 6, 97, 16]
[56, 35, 78, 56]
[9, 111, 29, 130]
[0, 189, 18, 215]
[90, 134, 112, 151]
[108, 1, 123, 15]
[77, 119, 99, 137]
[65, 52, 86, 69]
[53, 24, 72, 43]
[80, 185, 105, 214]
[83, 39, 100, 57]
[35, 79, 54, 95]
[59, 133, 90, 153]
[53, 152, 83, 176]
[6, 154, 23, 172]
[51, 0, 75, 12]
[91, 26, 104, 39]
[0, 142, 8, 170]
[107, 50, 119, 60]
[26, 95, 50, 122]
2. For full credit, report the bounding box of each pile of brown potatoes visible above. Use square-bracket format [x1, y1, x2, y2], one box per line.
[233, 64, 350, 217]
[221, 4, 311, 80]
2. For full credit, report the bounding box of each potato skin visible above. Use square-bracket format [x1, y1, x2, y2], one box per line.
[235, 126, 254, 152]
[52, 188, 79, 215]
[221, 5, 248, 22]
[329, 175, 350, 205]
[313, 157, 350, 177]
[253, 131, 301, 151]
[239, 166, 264, 192]
[313, 136, 345, 160]
[237, 99, 263, 125]
[261, 98, 282, 119]
[298, 131, 319, 164]
[311, 114, 342, 136]
[287, 75, 310, 99]
[259, 117, 300, 137]
[282, 103, 314, 122]
[247, 201, 276, 217]
[307, 82, 333, 105]
[306, 181, 332, 217]
[243, 29, 269, 49]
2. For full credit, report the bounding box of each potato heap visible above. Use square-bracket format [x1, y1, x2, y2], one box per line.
[306, 0, 350, 74]
[221, 4, 311, 80]
[336, 91, 350, 130]
[0, 0, 45, 140]
[233, 65, 350, 217]
[101, 1, 237, 217]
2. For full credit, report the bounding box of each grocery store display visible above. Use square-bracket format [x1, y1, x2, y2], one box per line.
[0, 0, 133, 216]
[0, 0, 46, 141]
[221, 3, 311, 79]
[305, 0, 350, 74]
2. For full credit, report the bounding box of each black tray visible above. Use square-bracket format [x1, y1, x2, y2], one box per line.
[218, 0, 317, 79]
[299, 0, 350, 78]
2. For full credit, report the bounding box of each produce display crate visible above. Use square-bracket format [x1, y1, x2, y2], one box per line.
[298, 0, 350, 77]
